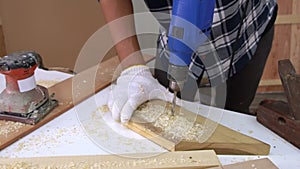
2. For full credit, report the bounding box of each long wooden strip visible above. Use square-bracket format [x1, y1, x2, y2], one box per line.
[0, 150, 220, 169]
[290, 1, 300, 73]
[210, 158, 278, 169]
[0, 25, 6, 57]
[275, 15, 300, 25]
[259, 79, 282, 87]
[127, 100, 270, 155]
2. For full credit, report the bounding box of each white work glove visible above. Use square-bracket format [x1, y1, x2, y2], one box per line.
[108, 65, 174, 124]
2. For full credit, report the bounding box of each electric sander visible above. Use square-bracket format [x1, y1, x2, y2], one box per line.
[0, 51, 58, 125]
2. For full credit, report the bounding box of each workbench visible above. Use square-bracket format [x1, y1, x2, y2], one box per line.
[0, 68, 299, 169]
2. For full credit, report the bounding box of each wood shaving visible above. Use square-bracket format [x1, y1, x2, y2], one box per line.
[0, 162, 40, 169]
[0, 155, 202, 169]
[98, 105, 110, 113]
[0, 121, 27, 137]
[0, 125, 87, 157]
[58, 101, 73, 106]
[17, 125, 84, 151]
[133, 102, 204, 142]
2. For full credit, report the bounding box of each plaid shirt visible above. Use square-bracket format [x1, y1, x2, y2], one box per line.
[144, 0, 277, 86]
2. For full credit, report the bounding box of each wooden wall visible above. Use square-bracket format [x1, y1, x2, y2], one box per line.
[0, 0, 117, 72]
[0, 17, 6, 57]
[258, 0, 300, 92]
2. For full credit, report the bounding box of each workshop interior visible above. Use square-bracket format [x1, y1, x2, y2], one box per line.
[0, 0, 299, 168]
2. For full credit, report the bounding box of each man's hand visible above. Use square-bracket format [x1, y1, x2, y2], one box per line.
[108, 65, 173, 124]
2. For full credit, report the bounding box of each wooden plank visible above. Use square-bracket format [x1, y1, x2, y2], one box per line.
[257, 100, 300, 149]
[277, 0, 293, 15]
[0, 25, 6, 57]
[261, 0, 300, 92]
[259, 79, 282, 86]
[256, 85, 284, 93]
[0, 16, 6, 57]
[210, 158, 278, 169]
[0, 150, 221, 169]
[262, 24, 291, 81]
[270, 24, 290, 70]
[261, 0, 293, 82]
[127, 100, 270, 155]
[290, 0, 300, 73]
[275, 15, 300, 25]
[257, 79, 283, 92]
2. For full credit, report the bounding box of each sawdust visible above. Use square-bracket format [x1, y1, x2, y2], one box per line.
[0, 154, 202, 169]
[89, 105, 109, 120]
[98, 105, 110, 113]
[58, 101, 73, 106]
[133, 102, 204, 142]
[79, 104, 165, 154]
[4, 125, 86, 156]
[0, 121, 27, 137]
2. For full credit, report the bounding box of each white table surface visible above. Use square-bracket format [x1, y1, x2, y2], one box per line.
[0, 69, 299, 169]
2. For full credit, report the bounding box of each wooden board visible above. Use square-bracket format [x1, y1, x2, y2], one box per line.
[259, 0, 300, 92]
[257, 79, 283, 93]
[276, 14, 300, 24]
[257, 100, 300, 149]
[0, 150, 220, 169]
[0, 24, 6, 57]
[261, 0, 293, 83]
[128, 100, 270, 155]
[290, 0, 300, 73]
[210, 158, 278, 169]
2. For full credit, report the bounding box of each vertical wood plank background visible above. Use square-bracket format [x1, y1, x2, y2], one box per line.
[0, 17, 6, 57]
[262, 0, 292, 80]
[259, 0, 300, 92]
[290, 0, 300, 72]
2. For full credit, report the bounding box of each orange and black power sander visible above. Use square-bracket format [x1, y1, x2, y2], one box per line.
[0, 51, 57, 125]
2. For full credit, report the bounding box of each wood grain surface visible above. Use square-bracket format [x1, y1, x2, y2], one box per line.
[210, 158, 278, 169]
[0, 150, 220, 169]
[0, 25, 6, 57]
[128, 100, 270, 155]
[260, 0, 300, 92]
[290, 0, 300, 74]
[262, 0, 292, 81]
